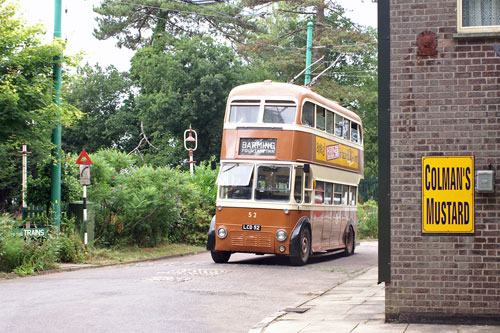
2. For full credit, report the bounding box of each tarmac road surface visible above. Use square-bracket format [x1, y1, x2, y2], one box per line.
[0, 241, 377, 332]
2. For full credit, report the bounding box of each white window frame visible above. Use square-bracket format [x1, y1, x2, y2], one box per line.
[458, 0, 500, 33]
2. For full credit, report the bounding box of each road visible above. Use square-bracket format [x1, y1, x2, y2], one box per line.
[0, 241, 377, 332]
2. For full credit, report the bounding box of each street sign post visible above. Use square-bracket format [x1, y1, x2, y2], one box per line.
[76, 149, 93, 245]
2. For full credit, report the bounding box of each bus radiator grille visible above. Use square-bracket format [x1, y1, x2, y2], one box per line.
[231, 232, 272, 248]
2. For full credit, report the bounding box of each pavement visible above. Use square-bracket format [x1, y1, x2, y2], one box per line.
[250, 266, 500, 333]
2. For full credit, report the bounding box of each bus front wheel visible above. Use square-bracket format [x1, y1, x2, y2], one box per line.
[290, 227, 311, 266]
[211, 251, 231, 263]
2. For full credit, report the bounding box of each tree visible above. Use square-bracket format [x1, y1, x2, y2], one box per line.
[129, 35, 262, 164]
[64, 64, 139, 154]
[0, 0, 80, 211]
[93, 0, 261, 49]
[238, 1, 378, 176]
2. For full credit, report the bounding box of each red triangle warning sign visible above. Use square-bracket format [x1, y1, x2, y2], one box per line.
[76, 149, 93, 165]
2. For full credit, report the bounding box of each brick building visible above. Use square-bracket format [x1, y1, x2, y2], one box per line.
[378, 0, 500, 324]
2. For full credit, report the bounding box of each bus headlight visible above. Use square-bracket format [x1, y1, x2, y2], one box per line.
[217, 227, 228, 239]
[276, 229, 287, 242]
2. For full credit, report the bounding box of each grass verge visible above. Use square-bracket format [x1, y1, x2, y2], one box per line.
[86, 243, 206, 265]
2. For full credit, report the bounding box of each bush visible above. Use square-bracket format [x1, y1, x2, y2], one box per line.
[357, 200, 378, 239]
[0, 214, 87, 274]
[88, 149, 218, 247]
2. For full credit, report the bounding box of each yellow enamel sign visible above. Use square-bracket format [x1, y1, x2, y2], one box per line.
[422, 156, 474, 234]
[315, 137, 359, 171]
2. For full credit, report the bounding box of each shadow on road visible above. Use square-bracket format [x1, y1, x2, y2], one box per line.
[225, 249, 348, 267]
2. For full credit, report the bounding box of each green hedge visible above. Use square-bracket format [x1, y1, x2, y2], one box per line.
[88, 149, 217, 247]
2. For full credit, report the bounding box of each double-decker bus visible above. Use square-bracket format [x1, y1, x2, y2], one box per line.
[207, 81, 363, 265]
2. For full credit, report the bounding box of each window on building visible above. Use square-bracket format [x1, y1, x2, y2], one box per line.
[459, 0, 500, 33]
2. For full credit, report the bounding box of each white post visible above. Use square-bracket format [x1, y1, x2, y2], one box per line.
[83, 184, 87, 245]
[21, 144, 27, 208]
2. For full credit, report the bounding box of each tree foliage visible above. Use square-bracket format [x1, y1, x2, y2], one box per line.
[64, 64, 139, 154]
[129, 35, 262, 163]
[92, 0, 378, 176]
[93, 0, 261, 49]
[0, 1, 80, 211]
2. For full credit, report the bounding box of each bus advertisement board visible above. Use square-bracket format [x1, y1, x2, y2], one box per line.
[315, 137, 360, 171]
[421, 156, 474, 234]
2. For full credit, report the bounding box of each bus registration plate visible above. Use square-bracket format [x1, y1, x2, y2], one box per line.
[242, 224, 261, 231]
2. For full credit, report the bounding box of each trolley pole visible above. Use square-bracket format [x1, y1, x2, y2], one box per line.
[305, 22, 313, 85]
[50, 0, 62, 229]
[184, 126, 198, 176]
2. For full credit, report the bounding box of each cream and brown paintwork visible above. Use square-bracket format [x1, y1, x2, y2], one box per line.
[214, 81, 363, 255]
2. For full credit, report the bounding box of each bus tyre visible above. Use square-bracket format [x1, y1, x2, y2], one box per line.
[290, 227, 311, 266]
[344, 226, 355, 257]
[211, 251, 231, 263]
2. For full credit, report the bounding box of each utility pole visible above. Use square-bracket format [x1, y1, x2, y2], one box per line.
[51, 0, 62, 229]
[304, 22, 313, 85]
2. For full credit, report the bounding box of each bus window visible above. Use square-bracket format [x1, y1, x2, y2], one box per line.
[325, 182, 333, 205]
[263, 105, 296, 124]
[302, 102, 314, 127]
[326, 111, 334, 134]
[335, 114, 343, 137]
[334, 184, 342, 205]
[351, 122, 359, 143]
[217, 163, 254, 200]
[305, 173, 312, 203]
[343, 119, 350, 140]
[229, 105, 259, 123]
[342, 185, 349, 205]
[316, 106, 325, 131]
[294, 169, 304, 203]
[255, 165, 291, 202]
[314, 181, 324, 204]
[349, 186, 357, 206]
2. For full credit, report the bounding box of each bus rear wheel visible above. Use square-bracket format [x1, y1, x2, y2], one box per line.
[344, 226, 355, 256]
[290, 227, 311, 266]
[211, 251, 231, 263]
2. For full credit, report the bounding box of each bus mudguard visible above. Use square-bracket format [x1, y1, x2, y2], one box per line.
[206, 215, 216, 250]
[289, 217, 311, 257]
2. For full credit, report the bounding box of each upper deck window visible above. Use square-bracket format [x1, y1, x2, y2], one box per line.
[335, 114, 344, 137]
[459, 0, 500, 33]
[316, 107, 326, 131]
[263, 104, 296, 123]
[326, 111, 334, 134]
[229, 100, 260, 123]
[302, 102, 314, 127]
[351, 122, 361, 144]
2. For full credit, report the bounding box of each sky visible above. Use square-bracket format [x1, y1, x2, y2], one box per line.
[18, 0, 377, 72]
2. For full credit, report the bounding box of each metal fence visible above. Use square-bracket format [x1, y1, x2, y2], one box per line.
[21, 205, 47, 220]
[359, 178, 378, 203]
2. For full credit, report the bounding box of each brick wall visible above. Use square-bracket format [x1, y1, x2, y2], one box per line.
[387, 0, 500, 324]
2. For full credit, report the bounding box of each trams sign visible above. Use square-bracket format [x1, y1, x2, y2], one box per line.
[421, 156, 474, 234]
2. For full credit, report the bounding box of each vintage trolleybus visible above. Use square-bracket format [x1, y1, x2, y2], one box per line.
[207, 81, 364, 265]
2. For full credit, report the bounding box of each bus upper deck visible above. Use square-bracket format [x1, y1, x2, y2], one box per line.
[220, 81, 363, 175]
